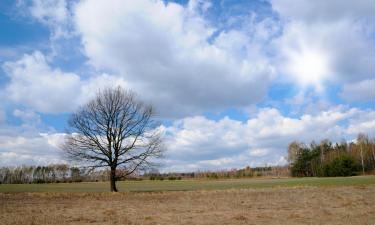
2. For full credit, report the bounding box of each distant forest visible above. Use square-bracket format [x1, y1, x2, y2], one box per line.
[0, 164, 289, 184]
[288, 133, 375, 177]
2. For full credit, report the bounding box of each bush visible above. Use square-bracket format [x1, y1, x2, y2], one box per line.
[33, 179, 45, 184]
[323, 155, 359, 177]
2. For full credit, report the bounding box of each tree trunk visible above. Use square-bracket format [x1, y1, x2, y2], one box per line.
[110, 168, 118, 192]
[360, 144, 365, 175]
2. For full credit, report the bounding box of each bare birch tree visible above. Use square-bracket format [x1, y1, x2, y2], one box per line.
[287, 141, 302, 165]
[62, 87, 164, 192]
[357, 133, 367, 175]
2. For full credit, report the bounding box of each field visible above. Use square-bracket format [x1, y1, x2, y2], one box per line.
[1, 176, 375, 192]
[1, 176, 375, 225]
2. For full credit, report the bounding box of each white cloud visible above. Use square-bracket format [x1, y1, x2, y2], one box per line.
[347, 120, 375, 137]
[19, 0, 375, 106]
[340, 79, 375, 102]
[3, 51, 80, 113]
[346, 109, 375, 137]
[73, 0, 275, 116]
[2, 51, 128, 113]
[162, 107, 374, 172]
[15, 0, 375, 108]
[275, 19, 375, 86]
[77, 73, 128, 107]
[28, 0, 72, 39]
[0, 132, 67, 167]
[30, 0, 68, 24]
[0, 117, 67, 166]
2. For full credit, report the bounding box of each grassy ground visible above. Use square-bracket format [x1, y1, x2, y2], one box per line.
[1, 186, 374, 225]
[0, 176, 375, 192]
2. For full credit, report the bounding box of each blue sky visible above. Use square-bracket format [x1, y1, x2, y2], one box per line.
[1, 0, 375, 171]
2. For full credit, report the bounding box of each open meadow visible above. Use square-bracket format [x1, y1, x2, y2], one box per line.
[1, 176, 375, 192]
[1, 176, 375, 225]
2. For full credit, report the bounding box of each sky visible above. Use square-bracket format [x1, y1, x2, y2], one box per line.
[1, 0, 375, 172]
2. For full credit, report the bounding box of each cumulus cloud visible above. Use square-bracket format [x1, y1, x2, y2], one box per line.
[3, 51, 80, 113]
[2, 51, 127, 113]
[0, 131, 66, 166]
[29, 0, 68, 24]
[14, 0, 375, 107]
[0, 114, 67, 166]
[73, 0, 275, 116]
[162, 107, 374, 172]
[26, 0, 72, 39]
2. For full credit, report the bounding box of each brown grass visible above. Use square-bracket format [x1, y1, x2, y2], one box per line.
[1, 186, 375, 225]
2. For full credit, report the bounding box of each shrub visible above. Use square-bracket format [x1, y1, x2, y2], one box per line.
[323, 155, 359, 177]
[33, 179, 45, 184]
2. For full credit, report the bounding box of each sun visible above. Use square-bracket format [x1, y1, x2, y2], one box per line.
[286, 47, 331, 91]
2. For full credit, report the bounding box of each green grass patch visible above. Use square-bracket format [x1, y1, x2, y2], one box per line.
[1, 176, 374, 193]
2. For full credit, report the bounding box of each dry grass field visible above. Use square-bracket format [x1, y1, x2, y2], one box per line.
[1, 185, 375, 225]
[2, 176, 375, 192]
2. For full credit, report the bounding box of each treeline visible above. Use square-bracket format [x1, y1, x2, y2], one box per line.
[0, 164, 110, 184]
[0, 164, 291, 184]
[144, 166, 290, 180]
[288, 133, 375, 177]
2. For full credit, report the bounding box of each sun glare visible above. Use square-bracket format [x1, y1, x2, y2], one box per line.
[287, 47, 331, 91]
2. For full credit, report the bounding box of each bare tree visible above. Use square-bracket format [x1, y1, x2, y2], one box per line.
[62, 87, 164, 192]
[357, 133, 368, 175]
[287, 141, 302, 165]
